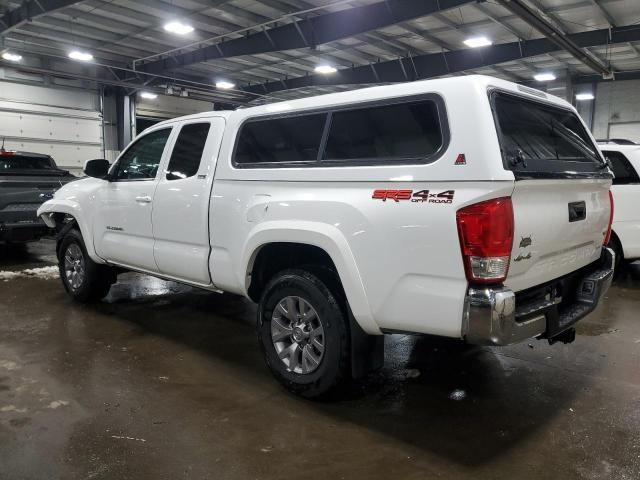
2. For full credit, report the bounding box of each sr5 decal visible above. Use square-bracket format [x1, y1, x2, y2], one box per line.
[372, 189, 455, 204]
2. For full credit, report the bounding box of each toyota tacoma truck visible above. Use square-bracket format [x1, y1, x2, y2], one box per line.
[1, 148, 75, 243]
[38, 75, 615, 397]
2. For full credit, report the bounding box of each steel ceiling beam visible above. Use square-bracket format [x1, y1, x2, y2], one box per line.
[493, 0, 611, 75]
[0, 57, 250, 105]
[137, 0, 477, 75]
[244, 24, 640, 95]
[0, 0, 81, 35]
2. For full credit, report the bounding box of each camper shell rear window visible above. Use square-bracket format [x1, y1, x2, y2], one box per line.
[490, 91, 609, 179]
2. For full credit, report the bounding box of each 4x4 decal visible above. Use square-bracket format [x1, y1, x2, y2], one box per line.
[372, 189, 455, 204]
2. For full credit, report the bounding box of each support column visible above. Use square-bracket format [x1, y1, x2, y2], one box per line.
[115, 89, 136, 150]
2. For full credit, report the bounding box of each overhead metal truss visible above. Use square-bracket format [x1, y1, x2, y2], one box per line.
[0, 0, 82, 35]
[1, 0, 639, 104]
[244, 25, 640, 95]
[136, 0, 477, 75]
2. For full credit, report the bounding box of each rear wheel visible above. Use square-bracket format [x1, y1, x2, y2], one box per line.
[257, 269, 350, 398]
[608, 235, 625, 277]
[58, 229, 115, 302]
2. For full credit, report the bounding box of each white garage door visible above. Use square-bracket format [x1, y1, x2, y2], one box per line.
[0, 82, 103, 171]
[608, 122, 640, 144]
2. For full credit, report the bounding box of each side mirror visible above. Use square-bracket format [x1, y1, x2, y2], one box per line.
[84, 159, 110, 179]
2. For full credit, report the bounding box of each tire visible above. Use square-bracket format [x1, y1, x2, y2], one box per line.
[257, 268, 350, 399]
[608, 235, 625, 278]
[57, 229, 115, 302]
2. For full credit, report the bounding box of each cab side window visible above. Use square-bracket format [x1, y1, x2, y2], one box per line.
[166, 123, 211, 180]
[112, 128, 171, 181]
[603, 151, 640, 185]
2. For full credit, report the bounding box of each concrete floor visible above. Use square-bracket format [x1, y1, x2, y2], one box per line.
[0, 240, 639, 480]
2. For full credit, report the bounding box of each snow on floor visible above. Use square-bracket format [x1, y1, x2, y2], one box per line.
[0, 266, 59, 282]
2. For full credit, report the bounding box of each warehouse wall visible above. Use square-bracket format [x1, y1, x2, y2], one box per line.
[136, 94, 213, 121]
[589, 79, 640, 142]
[0, 63, 215, 172]
[0, 67, 104, 173]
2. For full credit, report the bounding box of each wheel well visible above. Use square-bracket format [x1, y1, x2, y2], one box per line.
[247, 243, 339, 302]
[609, 230, 623, 259]
[53, 213, 79, 258]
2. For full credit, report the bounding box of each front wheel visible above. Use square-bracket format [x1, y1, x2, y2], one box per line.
[257, 269, 350, 398]
[58, 229, 115, 302]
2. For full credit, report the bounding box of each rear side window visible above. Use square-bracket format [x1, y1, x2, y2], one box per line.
[0, 154, 55, 171]
[234, 113, 326, 165]
[492, 92, 606, 177]
[166, 123, 211, 180]
[323, 100, 443, 162]
[603, 151, 640, 185]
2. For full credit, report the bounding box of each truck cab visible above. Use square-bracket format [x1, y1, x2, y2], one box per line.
[39, 76, 614, 398]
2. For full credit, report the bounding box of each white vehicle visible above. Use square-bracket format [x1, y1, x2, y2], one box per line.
[39, 76, 615, 397]
[598, 142, 640, 268]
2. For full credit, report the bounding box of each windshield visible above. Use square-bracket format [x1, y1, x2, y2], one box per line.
[0, 154, 60, 172]
[492, 92, 606, 177]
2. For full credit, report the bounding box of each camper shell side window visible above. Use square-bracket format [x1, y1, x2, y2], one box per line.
[232, 94, 450, 168]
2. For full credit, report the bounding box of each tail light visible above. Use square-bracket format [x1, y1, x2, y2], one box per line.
[603, 190, 614, 246]
[456, 197, 514, 284]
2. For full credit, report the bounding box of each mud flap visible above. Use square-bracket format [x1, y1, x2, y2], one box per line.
[349, 312, 384, 379]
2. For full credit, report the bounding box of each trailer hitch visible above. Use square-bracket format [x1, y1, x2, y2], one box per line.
[548, 327, 576, 345]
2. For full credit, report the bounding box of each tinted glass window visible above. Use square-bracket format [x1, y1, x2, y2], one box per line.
[113, 128, 171, 181]
[234, 113, 326, 165]
[323, 100, 443, 161]
[494, 93, 603, 175]
[166, 123, 211, 180]
[603, 151, 640, 185]
[0, 154, 55, 171]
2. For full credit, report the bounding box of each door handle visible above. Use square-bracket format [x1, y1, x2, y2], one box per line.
[568, 201, 586, 222]
[135, 195, 152, 204]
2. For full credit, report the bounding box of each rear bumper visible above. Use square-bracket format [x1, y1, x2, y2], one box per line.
[463, 247, 615, 346]
[0, 220, 49, 242]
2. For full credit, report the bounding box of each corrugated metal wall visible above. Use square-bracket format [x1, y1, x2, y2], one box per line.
[592, 79, 640, 142]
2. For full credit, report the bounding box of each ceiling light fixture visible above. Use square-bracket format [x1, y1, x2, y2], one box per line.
[1, 52, 22, 62]
[68, 50, 93, 62]
[164, 21, 194, 35]
[216, 81, 235, 89]
[575, 92, 595, 101]
[140, 91, 158, 99]
[463, 36, 492, 48]
[314, 65, 337, 74]
[534, 72, 556, 82]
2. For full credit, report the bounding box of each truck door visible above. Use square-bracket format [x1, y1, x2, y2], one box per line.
[93, 127, 173, 272]
[152, 117, 225, 285]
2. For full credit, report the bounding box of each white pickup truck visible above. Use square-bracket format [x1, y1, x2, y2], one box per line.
[598, 142, 640, 269]
[39, 75, 615, 397]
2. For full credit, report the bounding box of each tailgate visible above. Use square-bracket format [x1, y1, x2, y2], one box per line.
[0, 176, 64, 223]
[506, 179, 610, 292]
[490, 90, 613, 292]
